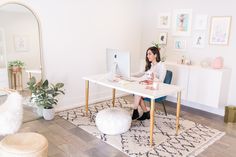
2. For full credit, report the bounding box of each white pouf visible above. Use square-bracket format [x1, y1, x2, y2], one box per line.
[96, 108, 131, 135]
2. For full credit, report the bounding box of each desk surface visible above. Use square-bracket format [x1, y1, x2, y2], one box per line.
[83, 74, 182, 99]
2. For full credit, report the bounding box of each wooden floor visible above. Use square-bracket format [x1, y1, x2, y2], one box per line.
[2, 95, 236, 157]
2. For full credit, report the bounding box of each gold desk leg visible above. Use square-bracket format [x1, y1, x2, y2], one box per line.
[112, 88, 116, 107]
[85, 80, 89, 116]
[176, 91, 181, 135]
[150, 99, 155, 146]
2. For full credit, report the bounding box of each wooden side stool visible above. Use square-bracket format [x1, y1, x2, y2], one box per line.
[224, 106, 236, 123]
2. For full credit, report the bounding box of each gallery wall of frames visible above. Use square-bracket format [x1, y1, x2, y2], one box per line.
[141, 2, 236, 108]
[156, 9, 231, 52]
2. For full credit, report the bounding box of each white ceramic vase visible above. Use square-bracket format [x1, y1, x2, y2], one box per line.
[42, 108, 55, 120]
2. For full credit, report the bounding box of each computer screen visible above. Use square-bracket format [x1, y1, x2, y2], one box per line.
[106, 48, 130, 79]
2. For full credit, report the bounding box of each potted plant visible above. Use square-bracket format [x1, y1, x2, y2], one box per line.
[8, 60, 25, 72]
[152, 41, 160, 50]
[152, 42, 166, 62]
[27, 76, 65, 120]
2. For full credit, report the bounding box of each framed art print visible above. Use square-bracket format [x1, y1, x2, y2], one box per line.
[158, 32, 168, 45]
[192, 32, 206, 48]
[173, 38, 187, 51]
[209, 16, 231, 45]
[194, 14, 208, 30]
[14, 35, 29, 52]
[172, 9, 192, 36]
[157, 13, 171, 29]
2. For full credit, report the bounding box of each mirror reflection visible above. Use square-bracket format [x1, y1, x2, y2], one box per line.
[0, 3, 43, 122]
[0, 3, 42, 91]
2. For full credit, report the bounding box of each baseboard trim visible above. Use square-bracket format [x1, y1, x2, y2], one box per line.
[166, 96, 225, 116]
[55, 92, 129, 112]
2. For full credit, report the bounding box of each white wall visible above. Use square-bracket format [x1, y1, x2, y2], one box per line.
[1, 0, 235, 112]
[0, 11, 40, 68]
[20, 0, 143, 110]
[141, 0, 236, 106]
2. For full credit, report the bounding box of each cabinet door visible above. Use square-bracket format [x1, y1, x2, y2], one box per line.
[187, 68, 222, 107]
[166, 64, 189, 100]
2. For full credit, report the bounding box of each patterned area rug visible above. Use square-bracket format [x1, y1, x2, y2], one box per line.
[58, 98, 225, 157]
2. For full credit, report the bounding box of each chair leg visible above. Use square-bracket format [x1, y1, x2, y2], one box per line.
[161, 101, 167, 116]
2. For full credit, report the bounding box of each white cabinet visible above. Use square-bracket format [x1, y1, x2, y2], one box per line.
[165, 62, 230, 108]
[165, 63, 189, 100]
[0, 68, 9, 88]
[0, 28, 9, 95]
[188, 68, 221, 107]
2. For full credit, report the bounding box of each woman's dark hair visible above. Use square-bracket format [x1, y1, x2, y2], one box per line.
[145, 46, 161, 71]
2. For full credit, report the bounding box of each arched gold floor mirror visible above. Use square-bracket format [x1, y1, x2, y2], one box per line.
[0, 1, 44, 122]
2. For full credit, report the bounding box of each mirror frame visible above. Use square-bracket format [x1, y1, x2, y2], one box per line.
[0, 0, 44, 81]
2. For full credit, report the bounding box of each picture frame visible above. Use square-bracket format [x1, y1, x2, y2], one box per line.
[14, 35, 29, 52]
[172, 9, 192, 36]
[158, 32, 168, 45]
[173, 38, 187, 51]
[194, 14, 208, 30]
[157, 13, 171, 29]
[192, 32, 206, 48]
[209, 16, 231, 45]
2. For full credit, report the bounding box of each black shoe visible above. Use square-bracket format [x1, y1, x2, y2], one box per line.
[137, 111, 150, 121]
[132, 109, 139, 120]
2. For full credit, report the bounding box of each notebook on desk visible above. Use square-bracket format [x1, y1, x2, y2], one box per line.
[120, 77, 136, 82]
[106, 75, 136, 83]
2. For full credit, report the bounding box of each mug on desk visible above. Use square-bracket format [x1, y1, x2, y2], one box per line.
[152, 80, 160, 90]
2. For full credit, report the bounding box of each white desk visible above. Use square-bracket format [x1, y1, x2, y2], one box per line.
[83, 74, 182, 146]
[25, 69, 42, 79]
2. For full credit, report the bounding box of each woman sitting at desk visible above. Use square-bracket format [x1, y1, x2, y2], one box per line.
[132, 46, 166, 120]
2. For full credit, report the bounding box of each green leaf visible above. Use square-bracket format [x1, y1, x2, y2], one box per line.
[27, 78, 65, 108]
[42, 80, 49, 88]
[56, 83, 64, 88]
[8, 60, 25, 68]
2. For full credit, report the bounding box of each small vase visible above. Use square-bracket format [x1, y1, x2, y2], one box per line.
[43, 108, 55, 120]
[11, 66, 22, 72]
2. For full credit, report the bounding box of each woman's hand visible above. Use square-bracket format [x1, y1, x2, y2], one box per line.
[139, 79, 153, 85]
[145, 71, 154, 80]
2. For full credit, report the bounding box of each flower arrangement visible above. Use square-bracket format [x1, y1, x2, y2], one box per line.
[151, 42, 166, 62]
[8, 60, 25, 68]
[152, 42, 160, 49]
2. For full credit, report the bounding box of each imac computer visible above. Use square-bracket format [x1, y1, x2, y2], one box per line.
[106, 48, 131, 80]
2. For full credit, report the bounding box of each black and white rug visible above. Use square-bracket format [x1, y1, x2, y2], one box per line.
[58, 98, 225, 157]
